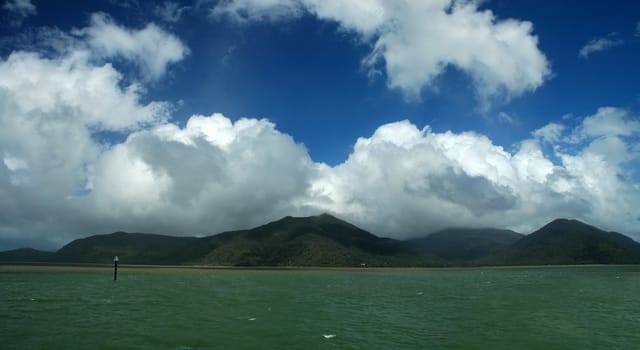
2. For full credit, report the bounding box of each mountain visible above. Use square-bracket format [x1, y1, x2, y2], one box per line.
[410, 228, 523, 263]
[1, 216, 639, 266]
[0, 248, 55, 262]
[53, 232, 210, 265]
[497, 219, 640, 265]
[198, 214, 438, 266]
[0, 214, 439, 267]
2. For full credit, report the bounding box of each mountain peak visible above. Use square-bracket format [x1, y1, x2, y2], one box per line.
[2, 216, 639, 267]
[536, 218, 607, 237]
[502, 218, 640, 264]
[545, 218, 588, 227]
[317, 212, 338, 219]
[266, 213, 346, 227]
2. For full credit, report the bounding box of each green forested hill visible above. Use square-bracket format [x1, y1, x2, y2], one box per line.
[198, 214, 439, 266]
[53, 232, 210, 264]
[496, 219, 640, 265]
[1, 216, 639, 267]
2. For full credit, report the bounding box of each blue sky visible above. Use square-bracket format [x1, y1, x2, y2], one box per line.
[1, 0, 640, 249]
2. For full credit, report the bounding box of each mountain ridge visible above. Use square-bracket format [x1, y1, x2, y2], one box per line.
[197, 214, 437, 266]
[494, 218, 640, 265]
[1, 215, 639, 267]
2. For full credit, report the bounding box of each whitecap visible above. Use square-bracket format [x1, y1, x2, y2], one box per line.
[322, 334, 336, 339]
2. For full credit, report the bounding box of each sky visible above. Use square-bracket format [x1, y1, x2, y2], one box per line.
[1, 0, 639, 250]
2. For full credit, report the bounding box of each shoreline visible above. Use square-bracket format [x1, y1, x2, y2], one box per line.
[1, 262, 638, 273]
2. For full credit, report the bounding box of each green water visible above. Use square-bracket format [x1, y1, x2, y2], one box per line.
[1, 266, 639, 349]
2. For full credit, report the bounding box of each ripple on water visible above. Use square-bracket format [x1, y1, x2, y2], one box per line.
[2, 266, 640, 349]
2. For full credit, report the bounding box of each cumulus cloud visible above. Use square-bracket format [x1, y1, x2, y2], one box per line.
[4, 14, 189, 81]
[304, 119, 640, 238]
[0, 51, 169, 130]
[212, 0, 550, 103]
[568, 107, 640, 142]
[2, 59, 640, 247]
[87, 114, 316, 235]
[1, 45, 639, 246]
[0, 16, 310, 247]
[75, 13, 189, 80]
[584, 136, 634, 165]
[534, 108, 640, 165]
[2, 0, 36, 27]
[1, 10, 640, 250]
[581, 107, 640, 138]
[579, 34, 623, 58]
[533, 122, 565, 143]
[0, 16, 178, 249]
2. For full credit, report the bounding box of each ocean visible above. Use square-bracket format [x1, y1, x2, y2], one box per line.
[2, 265, 639, 349]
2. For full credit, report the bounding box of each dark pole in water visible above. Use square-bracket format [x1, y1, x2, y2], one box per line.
[113, 256, 119, 281]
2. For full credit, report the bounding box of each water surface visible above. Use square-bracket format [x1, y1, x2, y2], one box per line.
[2, 265, 639, 349]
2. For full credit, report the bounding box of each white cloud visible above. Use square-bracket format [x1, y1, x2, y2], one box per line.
[212, 0, 550, 103]
[211, 0, 303, 22]
[0, 51, 169, 130]
[2, 153, 27, 172]
[298, 0, 387, 38]
[308, 118, 640, 238]
[579, 34, 623, 58]
[87, 114, 316, 234]
[533, 122, 565, 143]
[582, 107, 640, 137]
[75, 13, 189, 80]
[1, 12, 640, 249]
[0, 27, 79, 56]
[2, 74, 640, 246]
[0, 37, 315, 246]
[0, 45, 171, 248]
[570, 107, 640, 141]
[155, 1, 191, 23]
[536, 108, 640, 165]
[584, 136, 634, 165]
[2, 0, 36, 26]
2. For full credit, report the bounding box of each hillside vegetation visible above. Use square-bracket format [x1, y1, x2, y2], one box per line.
[2, 215, 639, 267]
